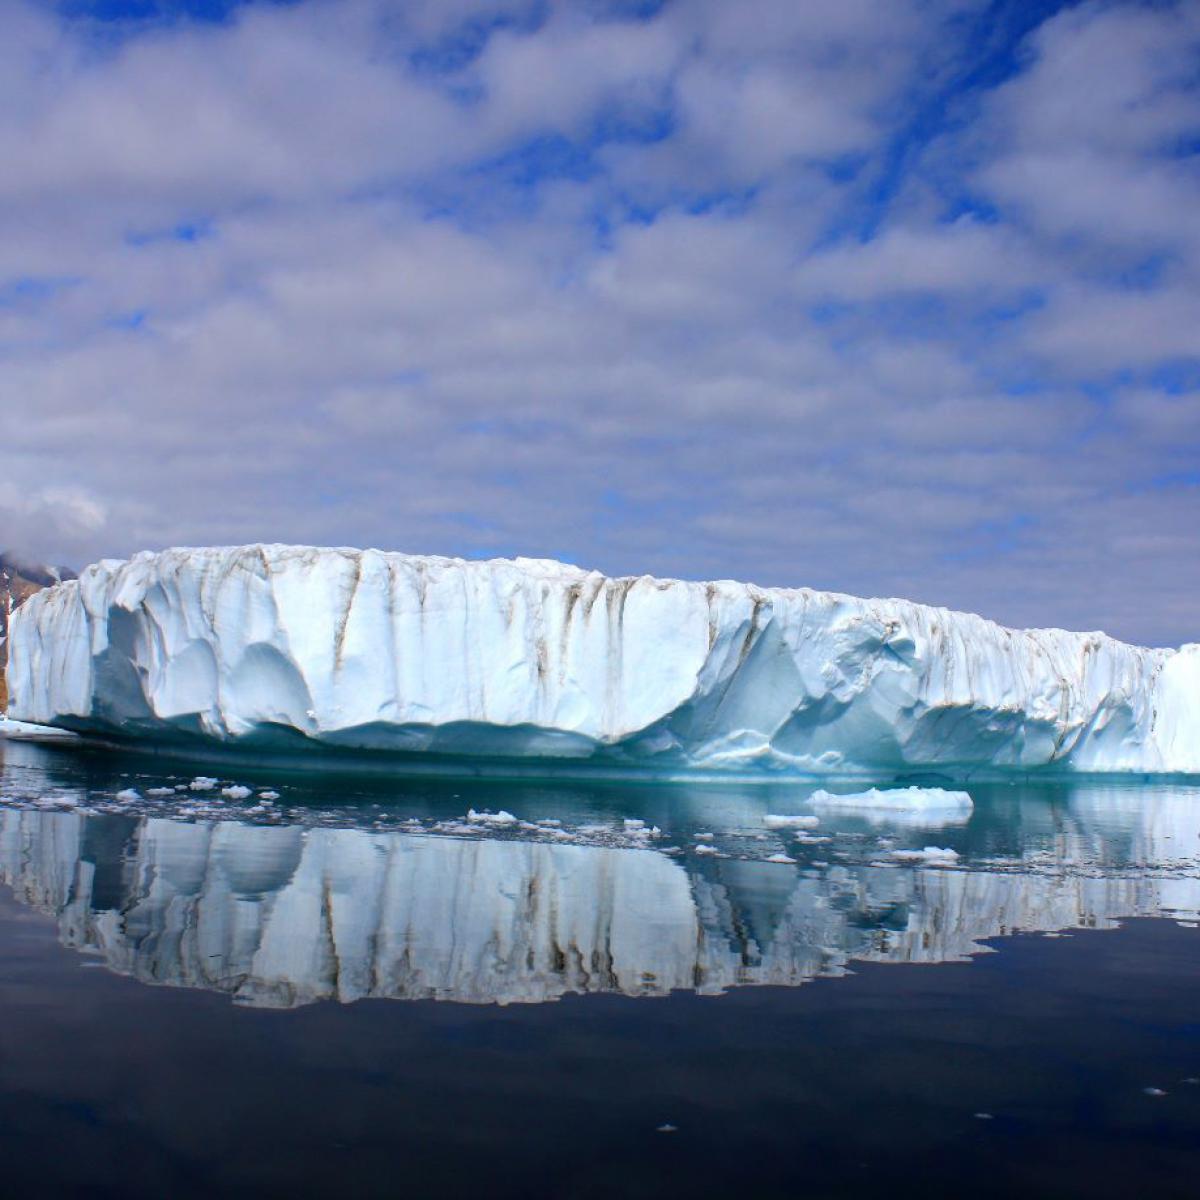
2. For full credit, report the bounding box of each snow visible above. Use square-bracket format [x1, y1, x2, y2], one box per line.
[7, 544, 1200, 777]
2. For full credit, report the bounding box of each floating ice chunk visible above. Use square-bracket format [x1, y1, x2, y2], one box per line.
[889, 846, 960, 865]
[694, 832, 714, 841]
[189, 777, 219, 792]
[115, 788, 141, 802]
[1144, 1087, 1167, 1097]
[536, 818, 562, 827]
[763, 814, 820, 829]
[809, 787, 973, 815]
[146, 787, 175, 797]
[974, 1113, 994, 1120]
[656, 1124, 678, 1134]
[467, 809, 518, 826]
[221, 785, 253, 800]
[623, 818, 646, 831]
[694, 844, 720, 856]
[259, 790, 281, 801]
[765, 853, 797, 864]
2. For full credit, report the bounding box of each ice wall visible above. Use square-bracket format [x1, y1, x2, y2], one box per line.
[7, 545, 1199, 776]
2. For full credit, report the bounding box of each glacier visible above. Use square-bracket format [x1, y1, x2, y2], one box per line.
[6, 543, 1199, 778]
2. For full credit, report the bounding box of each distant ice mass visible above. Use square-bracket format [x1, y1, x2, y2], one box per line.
[7, 545, 1200, 777]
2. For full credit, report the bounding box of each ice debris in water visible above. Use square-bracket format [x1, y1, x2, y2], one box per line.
[694, 832, 714, 841]
[189, 777, 218, 792]
[694, 844, 720, 856]
[467, 809, 518, 826]
[146, 787, 176, 797]
[259, 790, 280, 800]
[889, 846, 960, 865]
[1144, 1087, 1167, 1097]
[115, 788, 140, 802]
[221, 785, 252, 800]
[763, 814, 820, 829]
[974, 1113, 994, 1121]
[656, 1124, 678, 1134]
[765, 853, 797, 864]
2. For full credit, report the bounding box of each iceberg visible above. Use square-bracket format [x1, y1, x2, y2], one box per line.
[6, 544, 1199, 777]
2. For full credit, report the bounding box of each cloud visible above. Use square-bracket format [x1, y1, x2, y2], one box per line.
[0, 0, 1197, 646]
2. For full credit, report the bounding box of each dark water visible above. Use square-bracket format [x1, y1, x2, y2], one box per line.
[2, 736, 1200, 1198]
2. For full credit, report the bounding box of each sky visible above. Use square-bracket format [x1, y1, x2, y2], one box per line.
[1, 0, 1198, 646]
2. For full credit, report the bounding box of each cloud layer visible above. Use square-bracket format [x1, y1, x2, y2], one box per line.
[3, 0, 1198, 645]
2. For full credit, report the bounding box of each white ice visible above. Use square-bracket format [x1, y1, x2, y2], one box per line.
[8, 544, 1199, 777]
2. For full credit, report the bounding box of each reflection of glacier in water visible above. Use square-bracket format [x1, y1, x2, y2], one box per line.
[1, 785, 1198, 1009]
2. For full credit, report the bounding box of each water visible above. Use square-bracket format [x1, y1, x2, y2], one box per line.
[2, 736, 1200, 1197]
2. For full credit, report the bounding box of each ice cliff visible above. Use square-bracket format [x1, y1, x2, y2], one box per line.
[7, 544, 1199, 777]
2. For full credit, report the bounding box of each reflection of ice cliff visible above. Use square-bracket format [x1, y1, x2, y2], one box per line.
[0, 796, 1197, 1008]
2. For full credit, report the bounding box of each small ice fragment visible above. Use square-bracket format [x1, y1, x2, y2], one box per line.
[623, 818, 645, 830]
[811, 861, 829, 868]
[259, 790, 280, 801]
[890, 846, 959, 864]
[1182, 1078, 1200, 1085]
[809, 786, 973, 814]
[115, 788, 141, 802]
[765, 853, 797, 864]
[656, 1124, 678, 1133]
[174, 785, 188, 791]
[147, 787, 175, 797]
[694, 832, 714, 841]
[536, 818, 562, 827]
[467, 808, 517, 826]
[974, 1112, 994, 1121]
[1144, 1087, 1167, 1097]
[189, 777, 218, 792]
[694, 844, 719, 856]
[222, 785, 252, 800]
[763, 814, 819, 830]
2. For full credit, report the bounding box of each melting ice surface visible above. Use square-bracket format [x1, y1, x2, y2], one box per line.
[2, 737, 1199, 1010]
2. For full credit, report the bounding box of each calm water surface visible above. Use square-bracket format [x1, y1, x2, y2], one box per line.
[2, 736, 1200, 1198]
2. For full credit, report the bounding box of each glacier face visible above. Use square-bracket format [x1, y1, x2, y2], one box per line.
[7, 544, 1199, 777]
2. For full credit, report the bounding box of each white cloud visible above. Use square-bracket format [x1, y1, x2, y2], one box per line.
[0, 0, 1197, 646]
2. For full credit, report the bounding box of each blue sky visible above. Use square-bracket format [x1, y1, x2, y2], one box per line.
[2, 0, 1198, 645]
